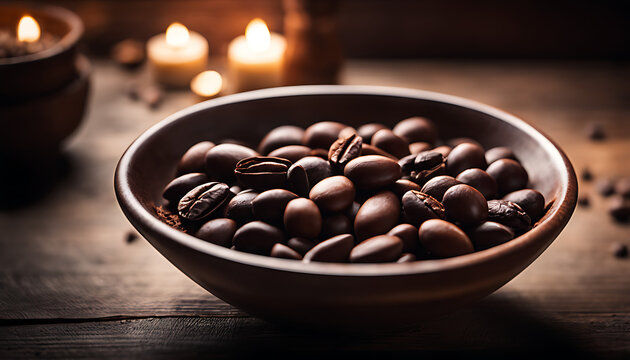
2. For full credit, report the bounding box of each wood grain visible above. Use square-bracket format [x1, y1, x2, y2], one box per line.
[0, 59, 629, 357]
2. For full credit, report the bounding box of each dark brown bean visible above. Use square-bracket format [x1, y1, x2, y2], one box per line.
[309, 176, 356, 212]
[357, 123, 387, 144]
[485, 146, 517, 165]
[309, 148, 329, 159]
[442, 184, 488, 224]
[270, 243, 303, 260]
[392, 117, 438, 144]
[287, 237, 316, 255]
[361, 144, 398, 160]
[303, 234, 355, 263]
[409, 142, 432, 155]
[402, 190, 446, 226]
[205, 143, 258, 182]
[409, 151, 447, 184]
[398, 154, 417, 173]
[397, 253, 417, 263]
[284, 198, 322, 239]
[329, 133, 362, 168]
[469, 221, 514, 250]
[224, 190, 258, 225]
[456, 168, 498, 200]
[290, 156, 332, 189]
[503, 189, 545, 220]
[232, 221, 284, 255]
[446, 143, 487, 176]
[354, 191, 400, 240]
[177, 141, 215, 175]
[486, 159, 529, 195]
[609, 195, 630, 222]
[344, 155, 402, 190]
[195, 218, 237, 247]
[421, 175, 461, 202]
[387, 223, 420, 253]
[345, 201, 362, 221]
[339, 126, 357, 138]
[596, 178, 615, 197]
[350, 235, 403, 263]
[286, 164, 309, 197]
[162, 173, 210, 203]
[252, 189, 299, 224]
[235, 156, 291, 191]
[390, 179, 422, 198]
[611, 242, 628, 258]
[258, 125, 304, 154]
[321, 213, 353, 239]
[418, 219, 474, 258]
[371, 128, 410, 158]
[178, 182, 231, 221]
[268, 145, 312, 163]
[302, 121, 346, 149]
[487, 200, 531, 231]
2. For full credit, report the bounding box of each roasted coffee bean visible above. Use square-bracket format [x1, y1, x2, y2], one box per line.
[418, 219, 474, 258]
[409, 142, 432, 155]
[503, 189, 545, 220]
[371, 129, 410, 158]
[339, 126, 357, 138]
[258, 125, 304, 154]
[486, 159, 528, 195]
[270, 243, 303, 260]
[586, 122, 605, 141]
[456, 168, 498, 200]
[469, 221, 515, 250]
[387, 223, 419, 253]
[447, 137, 482, 148]
[346, 201, 362, 221]
[329, 133, 362, 168]
[446, 143, 487, 176]
[268, 145, 312, 163]
[392, 117, 438, 144]
[578, 192, 591, 207]
[409, 151, 446, 184]
[595, 178, 615, 196]
[344, 155, 402, 190]
[224, 190, 258, 225]
[195, 218, 237, 247]
[309, 176, 356, 212]
[350, 235, 403, 263]
[485, 146, 517, 165]
[287, 237, 316, 255]
[232, 221, 284, 254]
[303, 121, 346, 149]
[487, 199, 531, 231]
[615, 178, 630, 198]
[286, 164, 309, 197]
[355, 191, 400, 240]
[230, 185, 242, 194]
[398, 154, 417, 173]
[235, 156, 291, 191]
[361, 144, 398, 160]
[205, 143, 258, 182]
[163, 173, 210, 203]
[357, 123, 387, 144]
[431, 145, 452, 158]
[421, 175, 461, 201]
[310, 148, 330, 159]
[284, 198, 322, 239]
[390, 179, 422, 198]
[252, 189, 299, 224]
[402, 190, 446, 227]
[611, 242, 628, 258]
[608, 195, 630, 222]
[580, 167, 593, 182]
[442, 184, 488, 224]
[321, 213, 353, 239]
[290, 156, 333, 189]
[303, 234, 355, 263]
[397, 253, 417, 263]
[177, 141, 215, 175]
[178, 182, 231, 221]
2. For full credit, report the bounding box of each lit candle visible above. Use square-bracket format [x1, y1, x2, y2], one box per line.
[227, 18, 286, 92]
[190, 70, 223, 99]
[147, 23, 208, 87]
[17, 15, 41, 42]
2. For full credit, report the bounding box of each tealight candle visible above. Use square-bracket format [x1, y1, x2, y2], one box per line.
[147, 23, 208, 87]
[190, 70, 223, 99]
[227, 18, 286, 92]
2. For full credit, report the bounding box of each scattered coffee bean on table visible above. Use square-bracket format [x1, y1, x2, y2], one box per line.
[157, 117, 548, 263]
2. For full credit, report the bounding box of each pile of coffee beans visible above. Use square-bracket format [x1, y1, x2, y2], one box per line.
[159, 117, 546, 263]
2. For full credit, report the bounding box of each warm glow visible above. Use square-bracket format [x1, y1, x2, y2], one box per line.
[191, 71, 223, 97]
[17, 15, 41, 43]
[165, 22, 190, 48]
[245, 18, 270, 52]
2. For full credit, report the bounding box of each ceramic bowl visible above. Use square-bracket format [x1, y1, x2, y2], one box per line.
[115, 85, 577, 330]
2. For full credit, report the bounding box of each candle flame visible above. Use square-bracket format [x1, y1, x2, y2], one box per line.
[17, 15, 41, 43]
[166, 22, 190, 48]
[245, 18, 270, 52]
[191, 71, 223, 97]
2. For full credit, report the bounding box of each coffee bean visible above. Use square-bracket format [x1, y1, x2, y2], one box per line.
[398, 154, 417, 173]
[230, 185, 242, 194]
[350, 235, 403, 263]
[268, 145, 312, 163]
[235, 156, 291, 191]
[357, 123, 387, 144]
[284, 198, 322, 239]
[177, 141, 215, 175]
[387, 223, 420, 253]
[286, 164, 309, 197]
[469, 221, 515, 250]
[397, 253, 417, 263]
[485, 146, 517, 165]
[402, 190, 446, 227]
[355, 191, 401, 240]
[611, 242, 628, 258]
[309, 175, 356, 212]
[178, 182, 231, 221]
[321, 213, 353, 239]
[163, 173, 210, 203]
[224, 190, 258, 225]
[390, 179, 422, 198]
[447, 137, 482, 148]
[345, 201, 362, 221]
[595, 178, 615, 196]
[431, 145, 452, 158]
[503, 189, 545, 220]
[371, 129, 410, 158]
[580, 167, 593, 182]
[329, 133, 362, 168]
[615, 178, 630, 198]
[205, 143, 258, 182]
[339, 126, 357, 139]
[195, 218, 237, 247]
[361, 144, 398, 160]
[578, 193, 591, 207]
[344, 155, 402, 190]
[486, 159, 528, 195]
[586, 122, 605, 141]
[608, 195, 630, 222]
[287, 237, 316, 255]
[232, 221, 284, 255]
[418, 219, 474, 258]
[309, 148, 330, 159]
[258, 125, 305, 154]
[409, 151, 447, 184]
[487, 199, 531, 231]
[442, 184, 488, 224]
[270, 243, 303, 260]
[290, 156, 333, 189]
[456, 168, 498, 200]
[303, 121, 346, 149]
[392, 117, 438, 144]
[409, 142, 432, 155]
[446, 143, 487, 176]
[420, 175, 461, 201]
[303, 234, 355, 263]
[252, 189, 299, 224]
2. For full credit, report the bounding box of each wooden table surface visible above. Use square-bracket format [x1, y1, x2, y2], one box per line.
[1, 59, 629, 358]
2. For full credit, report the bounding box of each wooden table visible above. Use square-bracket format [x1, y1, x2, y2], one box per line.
[1, 60, 629, 358]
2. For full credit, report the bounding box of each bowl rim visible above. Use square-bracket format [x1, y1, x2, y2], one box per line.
[115, 85, 577, 277]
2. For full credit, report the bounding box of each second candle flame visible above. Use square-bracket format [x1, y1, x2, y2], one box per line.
[166, 22, 190, 48]
[245, 18, 270, 52]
